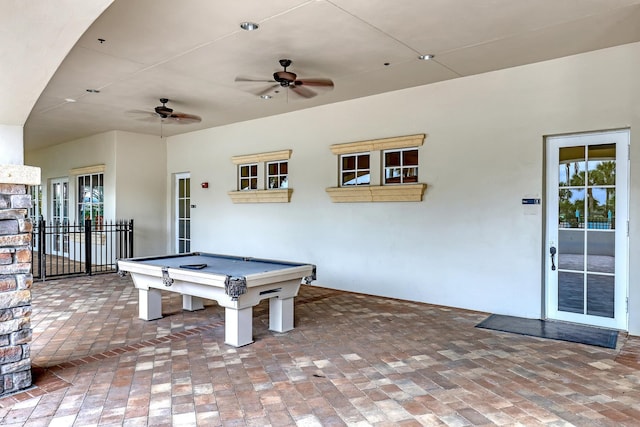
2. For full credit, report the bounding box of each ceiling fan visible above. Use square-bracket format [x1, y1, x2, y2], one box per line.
[235, 59, 334, 99]
[128, 98, 202, 124]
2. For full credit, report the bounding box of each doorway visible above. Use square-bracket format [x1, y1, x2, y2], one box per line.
[175, 173, 191, 253]
[50, 178, 69, 257]
[545, 130, 629, 330]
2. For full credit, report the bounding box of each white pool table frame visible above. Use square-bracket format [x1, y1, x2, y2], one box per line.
[118, 254, 315, 347]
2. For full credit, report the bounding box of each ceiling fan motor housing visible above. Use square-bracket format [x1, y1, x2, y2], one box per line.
[155, 98, 174, 117]
[273, 71, 297, 86]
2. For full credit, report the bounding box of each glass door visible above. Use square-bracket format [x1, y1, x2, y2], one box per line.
[545, 130, 629, 330]
[175, 173, 191, 253]
[50, 178, 69, 257]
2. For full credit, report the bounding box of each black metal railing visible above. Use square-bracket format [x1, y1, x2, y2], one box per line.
[31, 218, 134, 280]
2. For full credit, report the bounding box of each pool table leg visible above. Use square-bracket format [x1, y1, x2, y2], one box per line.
[182, 295, 204, 311]
[225, 307, 254, 347]
[139, 288, 162, 320]
[269, 296, 294, 332]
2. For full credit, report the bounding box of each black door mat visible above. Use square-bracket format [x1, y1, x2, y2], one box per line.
[476, 314, 618, 349]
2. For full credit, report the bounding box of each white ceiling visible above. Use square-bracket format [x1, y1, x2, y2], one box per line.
[23, 0, 640, 151]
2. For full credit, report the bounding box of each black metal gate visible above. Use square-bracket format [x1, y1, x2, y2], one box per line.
[31, 218, 134, 280]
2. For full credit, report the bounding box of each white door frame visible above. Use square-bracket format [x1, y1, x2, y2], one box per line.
[50, 177, 69, 257]
[174, 173, 191, 253]
[545, 129, 629, 330]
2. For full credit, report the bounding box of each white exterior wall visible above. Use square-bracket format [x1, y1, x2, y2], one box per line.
[166, 42, 640, 334]
[114, 131, 167, 256]
[27, 132, 117, 222]
[26, 130, 168, 257]
[0, 125, 25, 165]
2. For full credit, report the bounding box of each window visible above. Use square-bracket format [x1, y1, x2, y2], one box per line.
[229, 150, 293, 203]
[238, 164, 258, 190]
[384, 148, 418, 184]
[326, 134, 427, 202]
[340, 153, 370, 186]
[78, 173, 104, 226]
[267, 161, 288, 189]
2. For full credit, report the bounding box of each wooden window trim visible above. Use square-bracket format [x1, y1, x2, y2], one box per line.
[326, 184, 426, 203]
[231, 150, 292, 165]
[330, 134, 425, 155]
[228, 189, 293, 203]
[69, 164, 106, 176]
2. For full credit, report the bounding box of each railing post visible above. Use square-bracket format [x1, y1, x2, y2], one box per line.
[128, 219, 134, 258]
[38, 217, 46, 280]
[85, 219, 92, 275]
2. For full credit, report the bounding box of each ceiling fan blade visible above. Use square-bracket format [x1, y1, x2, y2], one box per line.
[125, 109, 162, 122]
[167, 112, 202, 124]
[255, 84, 280, 97]
[295, 78, 334, 88]
[235, 76, 275, 83]
[290, 85, 316, 99]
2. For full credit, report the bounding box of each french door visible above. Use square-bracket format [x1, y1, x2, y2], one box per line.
[50, 178, 69, 257]
[545, 130, 629, 330]
[175, 173, 191, 254]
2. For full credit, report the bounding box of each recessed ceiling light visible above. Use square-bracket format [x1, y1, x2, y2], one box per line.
[418, 54, 434, 60]
[64, 98, 76, 103]
[260, 95, 272, 100]
[240, 22, 259, 31]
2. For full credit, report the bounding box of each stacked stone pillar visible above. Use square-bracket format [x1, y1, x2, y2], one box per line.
[0, 165, 40, 396]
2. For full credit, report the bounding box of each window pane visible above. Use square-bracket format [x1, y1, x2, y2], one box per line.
[357, 155, 370, 169]
[250, 178, 257, 189]
[558, 229, 583, 270]
[268, 163, 278, 175]
[280, 162, 288, 174]
[342, 156, 355, 170]
[356, 171, 370, 185]
[587, 144, 615, 186]
[240, 178, 250, 190]
[385, 151, 400, 167]
[558, 271, 584, 314]
[403, 168, 418, 183]
[240, 166, 249, 178]
[587, 187, 614, 229]
[559, 146, 585, 186]
[559, 188, 585, 229]
[342, 172, 356, 186]
[403, 149, 419, 166]
[185, 178, 190, 197]
[587, 230, 614, 274]
[586, 274, 614, 318]
[250, 165, 257, 175]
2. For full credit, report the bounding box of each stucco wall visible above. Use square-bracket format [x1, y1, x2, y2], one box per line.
[114, 131, 167, 256]
[25, 130, 168, 257]
[166, 42, 640, 333]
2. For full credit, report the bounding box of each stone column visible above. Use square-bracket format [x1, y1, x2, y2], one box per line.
[0, 165, 40, 396]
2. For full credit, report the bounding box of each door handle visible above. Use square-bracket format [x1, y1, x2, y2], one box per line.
[550, 246, 556, 271]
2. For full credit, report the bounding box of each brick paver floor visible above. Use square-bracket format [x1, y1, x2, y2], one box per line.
[1, 274, 639, 426]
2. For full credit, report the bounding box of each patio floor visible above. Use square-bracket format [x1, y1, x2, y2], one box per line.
[1, 274, 639, 426]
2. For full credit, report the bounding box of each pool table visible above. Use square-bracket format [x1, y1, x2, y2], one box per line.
[117, 252, 316, 347]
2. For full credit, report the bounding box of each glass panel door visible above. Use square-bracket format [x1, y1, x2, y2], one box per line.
[50, 178, 69, 257]
[175, 173, 191, 253]
[546, 130, 628, 330]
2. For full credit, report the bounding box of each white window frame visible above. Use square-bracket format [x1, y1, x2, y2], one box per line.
[266, 160, 288, 189]
[238, 163, 258, 191]
[383, 147, 419, 185]
[340, 152, 370, 187]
